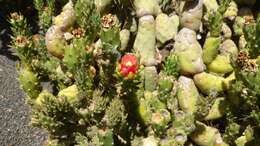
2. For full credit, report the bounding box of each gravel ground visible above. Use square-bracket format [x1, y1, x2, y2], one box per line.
[0, 31, 47, 145]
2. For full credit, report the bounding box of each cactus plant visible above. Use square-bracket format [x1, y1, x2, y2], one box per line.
[9, 0, 260, 145]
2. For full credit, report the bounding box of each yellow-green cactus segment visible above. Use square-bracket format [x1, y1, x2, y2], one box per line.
[174, 28, 205, 75]
[144, 66, 158, 91]
[134, 15, 157, 66]
[235, 126, 255, 146]
[134, 0, 161, 17]
[58, 84, 79, 104]
[155, 13, 179, 44]
[45, 25, 66, 59]
[190, 122, 225, 146]
[142, 136, 159, 146]
[208, 55, 233, 74]
[223, 72, 236, 90]
[177, 48, 205, 75]
[219, 39, 238, 60]
[203, 0, 219, 12]
[177, 76, 200, 114]
[35, 90, 55, 106]
[19, 67, 41, 99]
[119, 29, 130, 51]
[53, 0, 76, 29]
[235, 136, 247, 146]
[138, 91, 166, 125]
[180, 0, 203, 31]
[204, 97, 227, 120]
[223, 1, 238, 20]
[193, 72, 225, 95]
[202, 37, 221, 65]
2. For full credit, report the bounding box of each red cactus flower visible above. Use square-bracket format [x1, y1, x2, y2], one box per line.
[118, 53, 139, 79]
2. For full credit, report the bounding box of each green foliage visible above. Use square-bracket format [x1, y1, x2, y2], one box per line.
[75, 0, 101, 42]
[208, 0, 231, 37]
[104, 97, 127, 129]
[32, 95, 82, 142]
[34, 0, 55, 32]
[243, 15, 260, 58]
[158, 0, 173, 13]
[9, 12, 30, 36]
[223, 122, 241, 144]
[101, 26, 121, 52]
[163, 53, 180, 78]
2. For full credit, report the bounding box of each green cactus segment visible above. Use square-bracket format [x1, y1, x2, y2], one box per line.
[222, 72, 235, 91]
[138, 91, 170, 129]
[202, 37, 221, 65]
[190, 122, 226, 146]
[172, 112, 196, 135]
[204, 97, 227, 120]
[151, 109, 171, 132]
[234, 8, 254, 36]
[163, 53, 180, 78]
[144, 66, 158, 91]
[158, 74, 174, 101]
[119, 29, 130, 51]
[63, 46, 79, 71]
[193, 72, 225, 95]
[57, 85, 79, 104]
[35, 90, 55, 107]
[53, 0, 75, 29]
[134, 0, 161, 17]
[219, 39, 238, 60]
[163, 112, 195, 144]
[208, 55, 233, 74]
[101, 25, 121, 51]
[235, 126, 254, 146]
[45, 26, 66, 59]
[134, 15, 157, 66]
[235, 136, 247, 146]
[75, 128, 114, 146]
[158, 76, 173, 92]
[177, 76, 200, 114]
[19, 67, 41, 99]
[180, 0, 203, 31]
[174, 28, 205, 75]
[104, 97, 127, 129]
[177, 48, 205, 75]
[233, 17, 245, 36]
[155, 13, 179, 44]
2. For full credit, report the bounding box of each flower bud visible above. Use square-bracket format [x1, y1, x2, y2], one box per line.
[118, 54, 139, 79]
